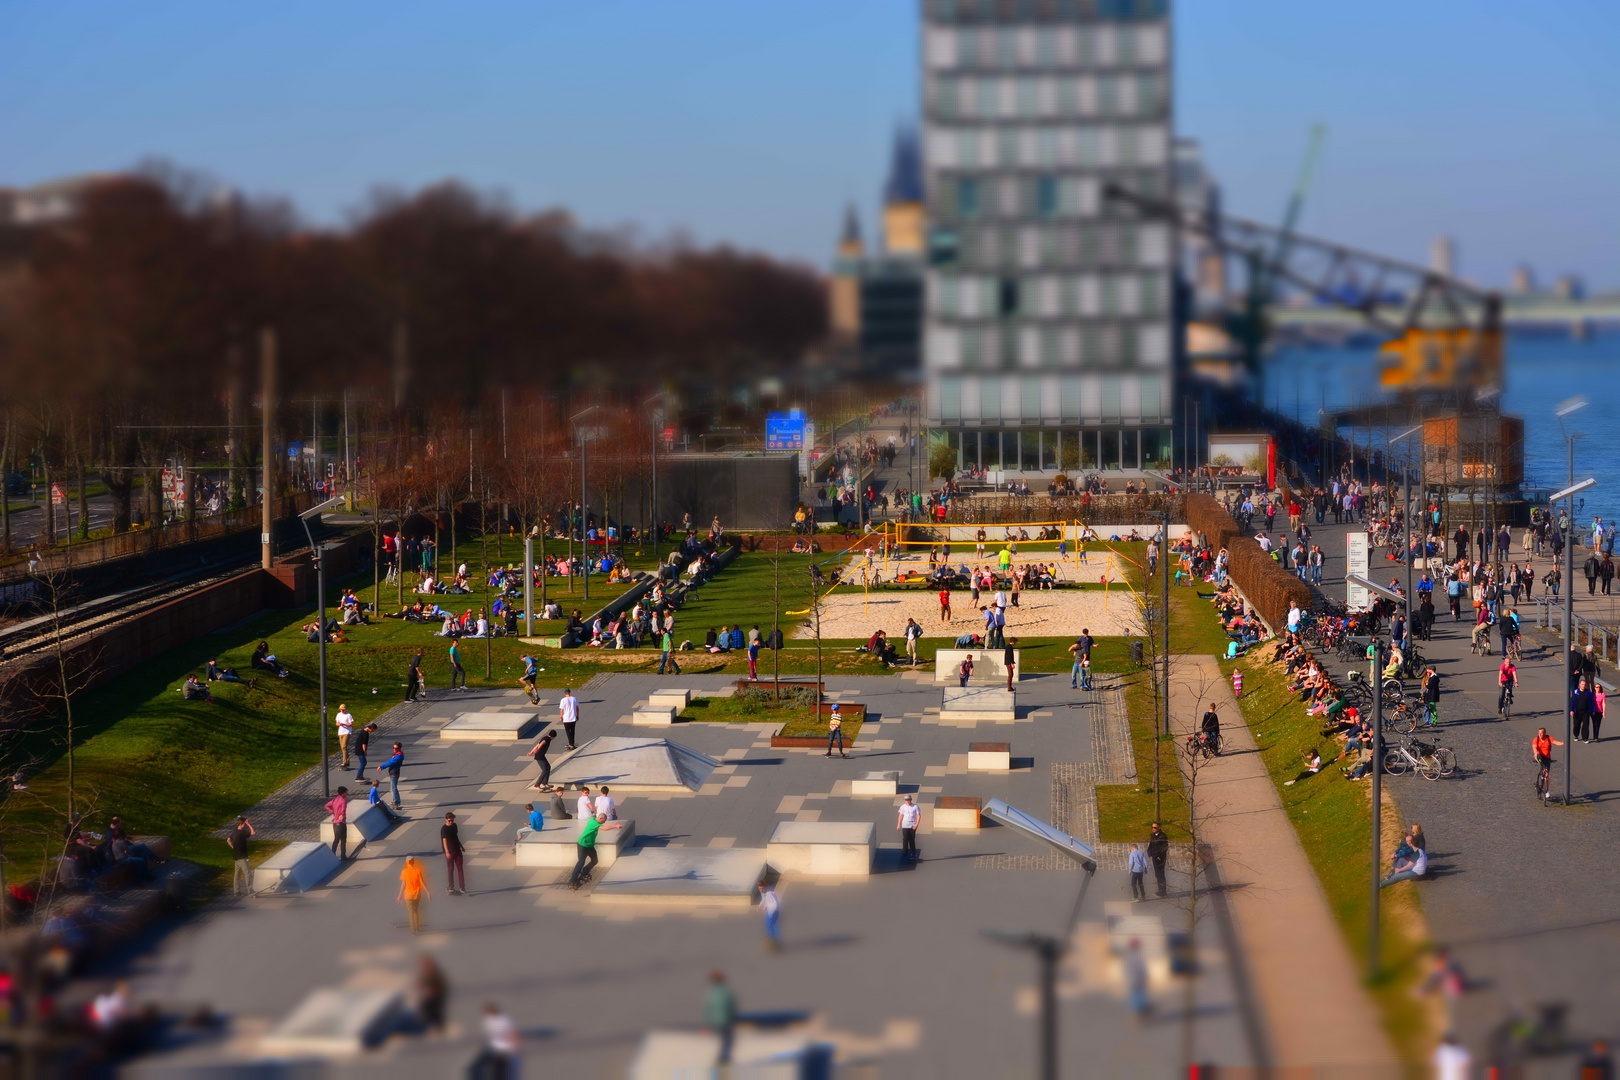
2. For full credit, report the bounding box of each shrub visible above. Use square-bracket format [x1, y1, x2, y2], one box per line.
[1184, 494, 1310, 631]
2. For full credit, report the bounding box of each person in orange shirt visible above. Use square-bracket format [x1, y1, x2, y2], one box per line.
[398, 856, 430, 934]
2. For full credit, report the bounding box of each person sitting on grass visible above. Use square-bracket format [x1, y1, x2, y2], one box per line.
[1342, 742, 1374, 780]
[1380, 834, 1428, 886]
[251, 641, 290, 678]
[205, 659, 255, 690]
[1283, 747, 1324, 786]
[182, 675, 214, 702]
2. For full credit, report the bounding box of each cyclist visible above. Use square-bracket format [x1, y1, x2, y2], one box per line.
[1533, 727, 1563, 793]
[1200, 705, 1222, 755]
[1499, 606, 1519, 658]
[1498, 656, 1519, 714]
[518, 654, 540, 704]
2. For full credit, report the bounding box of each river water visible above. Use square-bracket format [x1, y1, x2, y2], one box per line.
[1264, 334, 1620, 525]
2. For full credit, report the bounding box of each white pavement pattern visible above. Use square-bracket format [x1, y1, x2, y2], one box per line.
[127, 674, 1260, 1075]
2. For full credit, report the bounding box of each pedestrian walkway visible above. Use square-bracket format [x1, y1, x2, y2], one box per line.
[1169, 652, 1399, 1071]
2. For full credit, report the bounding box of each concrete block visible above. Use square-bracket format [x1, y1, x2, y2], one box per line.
[515, 819, 636, 867]
[260, 987, 404, 1056]
[967, 742, 1012, 771]
[766, 820, 875, 876]
[934, 648, 1020, 685]
[253, 841, 341, 894]
[135, 835, 171, 861]
[648, 688, 690, 710]
[933, 796, 982, 830]
[940, 686, 1016, 721]
[320, 801, 392, 844]
[632, 705, 677, 726]
[440, 710, 540, 742]
[851, 771, 899, 796]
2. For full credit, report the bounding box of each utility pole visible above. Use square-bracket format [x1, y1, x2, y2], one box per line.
[260, 328, 275, 569]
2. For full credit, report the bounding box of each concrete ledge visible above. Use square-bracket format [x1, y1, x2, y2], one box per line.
[940, 686, 1016, 721]
[440, 710, 540, 742]
[851, 771, 899, 796]
[320, 801, 392, 845]
[648, 689, 690, 710]
[933, 796, 982, 831]
[135, 835, 172, 861]
[260, 988, 404, 1056]
[593, 847, 766, 906]
[967, 742, 1012, 771]
[253, 840, 341, 893]
[632, 706, 677, 726]
[766, 820, 874, 876]
[935, 648, 1020, 684]
[515, 819, 637, 867]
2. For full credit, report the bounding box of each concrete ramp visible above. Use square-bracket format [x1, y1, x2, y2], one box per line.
[441, 710, 540, 742]
[592, 847, 767, 906]
[940, 685, 1016, 721]
[551, 736, 719, 792]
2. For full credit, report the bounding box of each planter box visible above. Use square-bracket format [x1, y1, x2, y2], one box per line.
[733, 679, 824, 695]
[967, 742, 1012, 771]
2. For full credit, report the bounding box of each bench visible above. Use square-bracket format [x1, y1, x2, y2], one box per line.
[253, 840, 341, 894]
[967, 742, 1012, 771]
[648, 688, 691, 710]
[319, 800, 394, 846]
[934, 648, 1021, 685]
[940, 686, 1016, 721]
[851, 771, 899, 796]
[514, 819, 637, 867]
[933, 795, 982, 830]
[632, 705, 678, 726]
[765, 820, 875, 876]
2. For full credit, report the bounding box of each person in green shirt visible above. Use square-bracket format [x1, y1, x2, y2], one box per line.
[658, 629, 681, 675]
[998, 546, 1013, 575]
[703, 970, 738, 1065]
[568, 812, 623, 888]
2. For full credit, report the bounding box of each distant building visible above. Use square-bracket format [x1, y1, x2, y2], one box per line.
[825, 127, 926, 376]
[920, 0, 1176, 474]
[0, 174, 118, 225]
[1430, 235, 1456, 279]
[1510, 264, 1535, 295]
[1554, 274, 1585, 301]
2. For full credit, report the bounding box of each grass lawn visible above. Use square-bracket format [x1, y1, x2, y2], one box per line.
[1222, 652, 1435, 1064]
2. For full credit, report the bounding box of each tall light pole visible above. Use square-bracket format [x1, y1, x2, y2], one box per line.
[644, 392, 665, 566]
[260, 328, 276, 569]
[1555, 396, 1589, 804]
[298, 496, 344, 799]
[1348, 572, 1406, 977]
[1389, 424, 1423, 625]
[571, 405, 600, 603]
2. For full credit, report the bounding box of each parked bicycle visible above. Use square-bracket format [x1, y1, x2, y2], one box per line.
[1383, 735, 1456, 780]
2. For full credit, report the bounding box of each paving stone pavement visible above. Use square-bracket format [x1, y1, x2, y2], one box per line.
[119, 671, 1260, 1075]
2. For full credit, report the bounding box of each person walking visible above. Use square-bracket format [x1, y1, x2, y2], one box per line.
[747, 632, 760, 681]
[398, 856, 429, 934]
[1128, 843, 1149, 901]
[405, 648, 424, 702]
[898, 794, 921, 861]
[1069, 629, 1093, 689]
[938, 584, 952, 623]
[1572, 676, 1597, 744]
[703, 971, 738, 1066]
[559, 688, 579, 750]
[568, 812, 624, 888]
[904, 618, 922, 667]
[824, 704, 848, 758]
[448, 639, 467, 692]
[658, 627, 681, 675]
[1003, 637, 1017, 692]
[441, 811, 466, 895]
[353, 722, 376, 780]
[325, 787, 351, 861]
[1147, 823, 1170, 898]
[758, 881, 782, 951]
[227, 815, 255, 895]
[377, 742, 405, 810]
[334, 704, 355, 769]
[527, 729, 556, 791]
[1124, 938, 1151, 1021]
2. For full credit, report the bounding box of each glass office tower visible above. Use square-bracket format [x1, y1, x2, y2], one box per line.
[920, 0, 1174, 474]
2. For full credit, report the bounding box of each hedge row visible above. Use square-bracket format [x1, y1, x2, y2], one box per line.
[1184, 493, 1311, 632]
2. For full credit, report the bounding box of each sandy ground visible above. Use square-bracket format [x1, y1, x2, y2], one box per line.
[799, 561, 1144, 640]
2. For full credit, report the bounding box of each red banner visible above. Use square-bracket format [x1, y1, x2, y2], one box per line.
[1266, 443, 1276, 490]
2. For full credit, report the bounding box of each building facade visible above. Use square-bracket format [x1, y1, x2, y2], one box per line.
[920, 0, 1175, 473]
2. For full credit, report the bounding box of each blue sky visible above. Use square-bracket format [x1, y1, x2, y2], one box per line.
[4, 1, 1615, 285]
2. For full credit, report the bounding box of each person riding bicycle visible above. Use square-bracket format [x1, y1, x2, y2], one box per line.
[1471, 605, 1494, 655]
[1498, 657, 1519, 713]
[1201, 705, 1221, 753]
[1533, 728, 1562, 771]
[1499, 607, 1519, 655]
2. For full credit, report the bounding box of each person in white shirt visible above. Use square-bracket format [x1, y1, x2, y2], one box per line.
[897, 795, 921, 861]
[758, 881, 782, 949]
[481, 1003, 520, 1069]
[1433, 1033, 1470, 1080]
[593, 786, 616, 820]
[334, 705, 355, 769]
[576, 785, 595, 821]
[559, 689, 580, 748]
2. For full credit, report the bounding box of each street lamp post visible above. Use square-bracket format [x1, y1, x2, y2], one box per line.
[571, 406, 600, 604]
[1555, 396, 1591, 806]
[1389, 425, 1423, 630]
[1348, 572, 1407, 977]
[298, 496, 343, 799]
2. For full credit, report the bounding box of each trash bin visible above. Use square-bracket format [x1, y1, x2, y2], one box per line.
[1130, 641, 1144, 666]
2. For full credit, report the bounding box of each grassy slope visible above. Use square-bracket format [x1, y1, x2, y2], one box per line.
[1222, 652, 1433, 1063]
